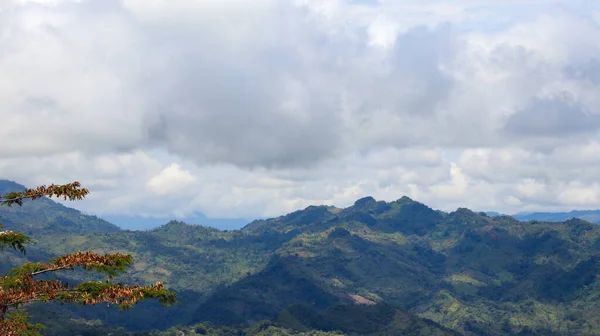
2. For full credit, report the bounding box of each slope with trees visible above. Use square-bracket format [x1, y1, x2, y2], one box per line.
[0, 182, 176, 335]
[2, 180, 600, 335]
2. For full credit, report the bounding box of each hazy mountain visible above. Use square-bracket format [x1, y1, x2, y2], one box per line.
[102, 213, 252, 231]
[511, 210, 600, 224]
[2, 184, 600, 335]
[0, 179, 252, 231]
[484, 209, 600, 224]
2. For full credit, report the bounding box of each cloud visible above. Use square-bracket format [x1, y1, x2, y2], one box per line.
[0, 0, 147, 158]
[2, 0, 600, 224]
[147, 163, 196, 196]
[142, 22, 458, 168]
[504, 91, 600, 137]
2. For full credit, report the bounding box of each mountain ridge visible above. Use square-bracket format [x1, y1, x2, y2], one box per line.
[0, 179, 121, 234]
[510, 210, 600, 224]
[2, 182, 600, 335]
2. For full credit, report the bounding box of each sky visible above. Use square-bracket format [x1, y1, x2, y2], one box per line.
[2, 0, 600, 225]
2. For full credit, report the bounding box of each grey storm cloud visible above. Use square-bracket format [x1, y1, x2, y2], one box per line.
[385, 25, 456, 114]
[565, 57, 600, 85]
[143, 47, 344, 168]
[142, 20, 459, 168]
[504, 92, 600, 137]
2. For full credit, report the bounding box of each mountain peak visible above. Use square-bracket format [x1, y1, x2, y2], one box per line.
[448, 207, 480, 220]
[0, 179, 27, 196]
[151, 220, 219, 239]
[353, 196, 377, 207]
[395, 196, 415, 204]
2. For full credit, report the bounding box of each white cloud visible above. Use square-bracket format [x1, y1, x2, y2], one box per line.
[368, 14, 399, 49]
[557, 183, 600, 207]
[2, 0, 600, 225]
[146, 163, 196, 196]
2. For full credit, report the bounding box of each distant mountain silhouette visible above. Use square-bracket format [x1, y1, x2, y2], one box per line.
[102, 213, 253, 231]
[485, 209, 600, 224]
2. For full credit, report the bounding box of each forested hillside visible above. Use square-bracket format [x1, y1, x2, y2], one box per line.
[0, 180, 120, 235]
[2, 181, 600, 335]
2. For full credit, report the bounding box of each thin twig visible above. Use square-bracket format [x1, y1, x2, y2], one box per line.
[29, 265, 75, 277]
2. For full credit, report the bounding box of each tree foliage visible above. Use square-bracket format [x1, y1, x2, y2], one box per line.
[0, 182, 176, 335]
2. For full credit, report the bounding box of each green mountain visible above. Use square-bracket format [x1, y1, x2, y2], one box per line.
[197, 198, 600, 335]
[2, 184, 600, 335]
[0, 180, 120, 234]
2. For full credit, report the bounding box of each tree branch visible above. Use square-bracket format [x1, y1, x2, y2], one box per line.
[29, 265, 74, 277]
[0, 182, 89, 207]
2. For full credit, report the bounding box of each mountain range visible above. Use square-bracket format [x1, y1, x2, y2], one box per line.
[509, 210, 600, 224]
[104, 209, 600, 231]
[1, 179, 600, 335]
[0, 180, 252, 231]
[102, 213, 251, 231]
